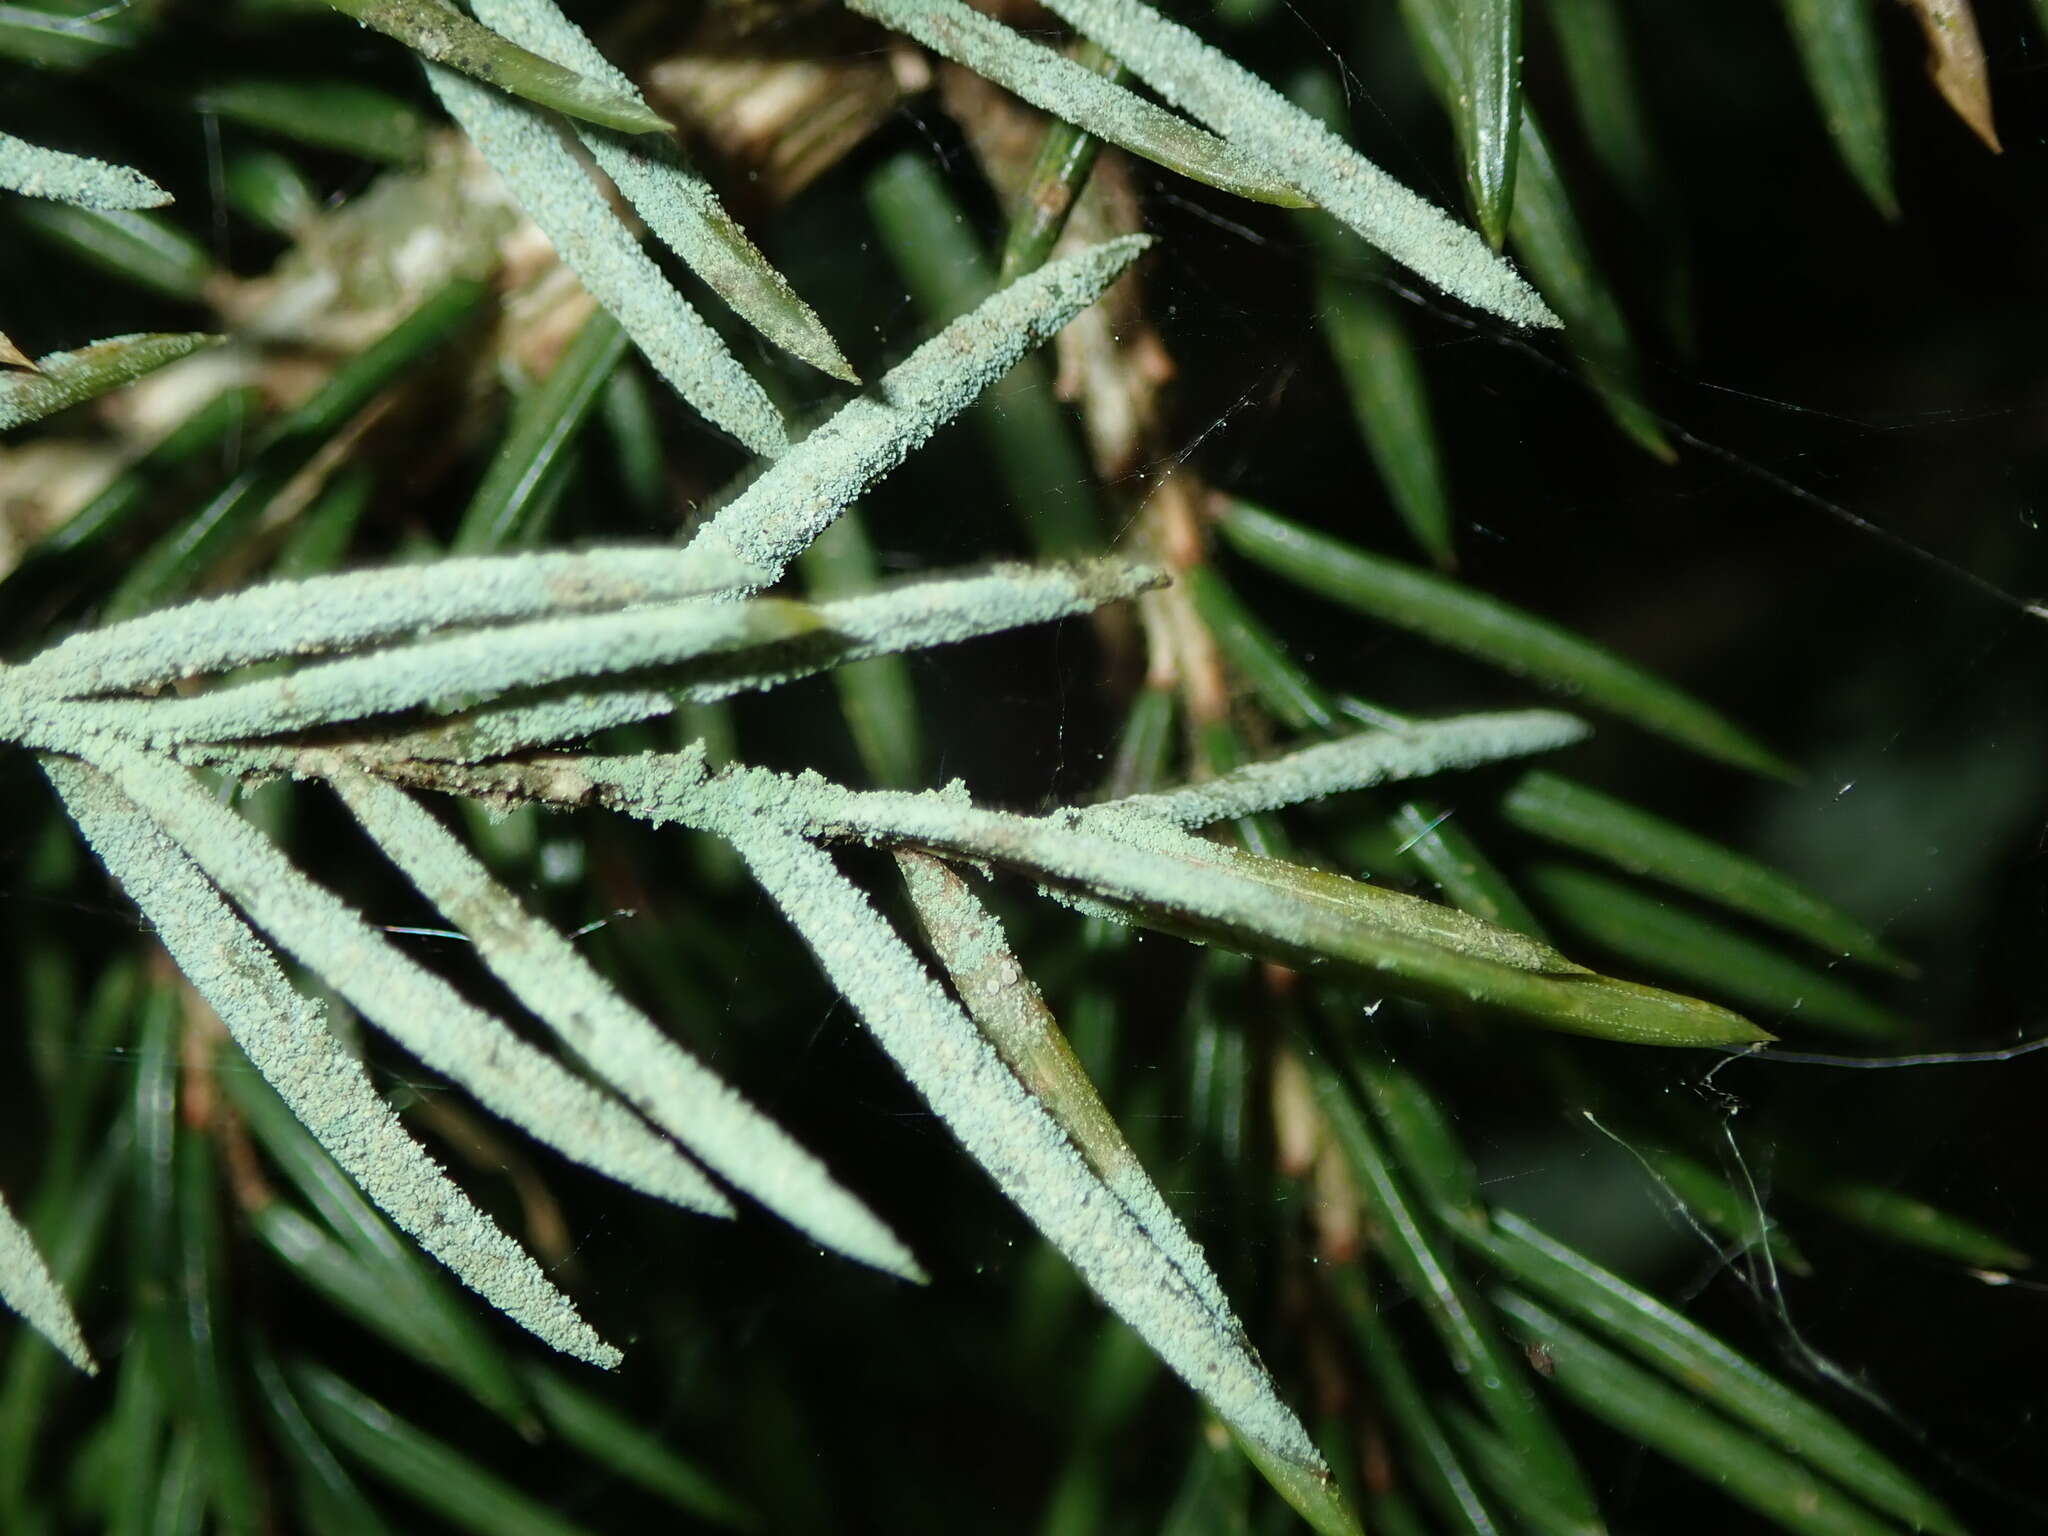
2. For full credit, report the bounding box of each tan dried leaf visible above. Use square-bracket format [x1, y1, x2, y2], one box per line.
[644, 9, 927, 205]
[1901, 0, 1999, 152]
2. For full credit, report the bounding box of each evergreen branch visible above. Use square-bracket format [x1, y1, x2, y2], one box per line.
[322, 0, 672, 136]
[687, 234, 1151, 586]
[0, 8, 1999, 1525]
[87, 746, 733, 1221]
[48, 599, 826, 748]
[424, 63, 790, 457]
[14, 558, 1156, 762]
[1035, 0, 1557, 326]
[434, 733, 1763, 1045]
[15, 545, 766, 699]
[896, 850, 1238, 1331]
[330, 766, 922, 1280]
[468, 0, 858, 381]
[716, 820, 1349, 1533]
[847, 0, 1309, 208]
[0, 334, 220, 432]
[40, 757, 622, 1368]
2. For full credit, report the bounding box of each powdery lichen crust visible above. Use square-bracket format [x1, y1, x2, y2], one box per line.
[689, 234, 1153, 586]
[467, 0, 857, 381]
[333, 765, 924, 1281]
[1037, 0, 1559, 328]
[0, 129, 171, 211]
[425, 61, 791, 456]
[43, 757, 623, 1367]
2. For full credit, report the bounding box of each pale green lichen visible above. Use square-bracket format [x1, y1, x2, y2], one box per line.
[672, 558, 1163, 703]
[91, 747, 733, 1218]
[1115, 709, 1589, 827]
[686, 235, 1152, 587]
[424, 62, 789, 457]
[848, 0, 1307, 209]
[1036, 0, 1558, 327]
[257, 687, 684, 772]
[0, 129, 171, 211]
[0, 1185, 95, 1375]
[464, 0, 856, 381]
[19, 558, 1155, 765]
[570, 754, 1762, 1046]
[15, 544, 765, 699]
[50, 599, 821, 748]
[1072, 805, 1583, 975]
[716, 818, 1325, 1474]
[41, 756, 621, 1367]
[896, 850, 1241, 1337]
[0, 333, 220, 433]
[331, 765, 923, 1281]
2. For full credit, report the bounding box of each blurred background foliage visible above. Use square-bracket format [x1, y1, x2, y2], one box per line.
[4, 0, 2048, 1532]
